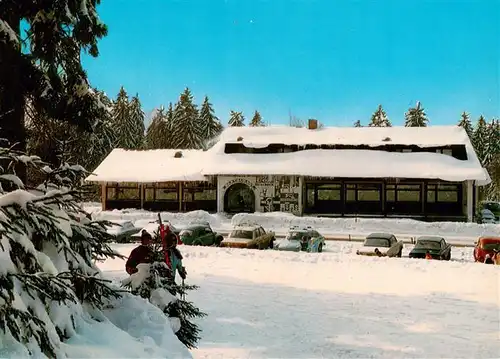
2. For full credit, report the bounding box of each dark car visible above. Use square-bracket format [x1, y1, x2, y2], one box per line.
[178, 223, 224, 246]
[409, 236, 452, 260]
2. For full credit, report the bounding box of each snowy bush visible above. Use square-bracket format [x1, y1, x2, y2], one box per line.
[121, 238, 206, 349]
[0, 143, 124, 357]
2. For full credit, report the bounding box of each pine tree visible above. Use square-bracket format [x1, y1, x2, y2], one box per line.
[484, 119, 500, 200]
[122, 232, 206, 349]
[458, 111, 473, 139]
[146, 105, 167, 149]
[171, 88, 202, 149]
[199, 96, 223, 143]
[472, 115, 488, 166]
[0, 138, 123, 357]
[353, 120, 362, 127]
[404, 101, 429, 127]
[112, 87, 143, 149]
[250, 110, 264, 127]
[0, 0, 109, 183]
[128, 94, 146, 149]
[369, 105, 391, 127]
[228, 111, 245, 127]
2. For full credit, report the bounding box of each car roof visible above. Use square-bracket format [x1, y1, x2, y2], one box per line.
[416, 235, 443, 242]
[182, 224, 208, 230]
[366, 232, 394, 239]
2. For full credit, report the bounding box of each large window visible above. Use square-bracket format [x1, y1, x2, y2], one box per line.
[346, 183, 381, 201]
[425, 182, 462, 216]
[386, 184, 421, 202]
[317, 184, 341, 201]
[106, 182, 140, 200]
[143, 183, 178, 201]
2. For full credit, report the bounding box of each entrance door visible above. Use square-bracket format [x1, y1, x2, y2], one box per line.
[224, 183, 256, 213]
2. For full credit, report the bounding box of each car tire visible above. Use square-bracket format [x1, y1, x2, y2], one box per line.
[215, 236, 223, 247]
[318, 243, 323, 253]
[269, 238, 275, 249]
[398, 249, 402, 258]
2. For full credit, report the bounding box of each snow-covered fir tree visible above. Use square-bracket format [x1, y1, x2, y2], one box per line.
[128, 94, 146, 149]
[0, 140, 124, 357]
[458, 111, 474, 140]
[112, 87, 144, 150]
[369, 105, 391, 127]
[0, 0, 109, 164]
[404, 101, 429, 127]
[484, 119, 500, 200]
[250, 110, 264, 127]
[228, 110, 245, 127]
[472, 115, 488, 166]
[353, 120, 362, 127]
[199, 96, 223, 143]
[146, 105, 168, 149]
[122, 233, 206, 349]
[171, 88, 203, 149]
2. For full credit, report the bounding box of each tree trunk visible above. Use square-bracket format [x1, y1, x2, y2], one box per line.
[0, 13, 27, 184]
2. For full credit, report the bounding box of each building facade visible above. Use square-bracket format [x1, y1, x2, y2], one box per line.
[87, 123, 490, 222]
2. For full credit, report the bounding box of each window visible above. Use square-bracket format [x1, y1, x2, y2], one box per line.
[107, 184, 140, 200]
[194, 189, 216, 201]
[346, 184, 356, 201]
[357, 184, 381, 201]
[427, 183, 460, 203]
[317, 184, 341, 201]
[436, 148, 453, 156]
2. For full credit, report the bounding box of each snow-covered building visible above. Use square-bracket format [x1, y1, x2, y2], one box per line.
[87, 121, 490, 222]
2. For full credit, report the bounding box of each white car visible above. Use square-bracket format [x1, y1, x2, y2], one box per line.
[106, 220, 141, 242]
[356, 232, 403, 257]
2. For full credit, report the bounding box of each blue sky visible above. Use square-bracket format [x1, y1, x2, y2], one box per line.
[83, 0, 499, 127]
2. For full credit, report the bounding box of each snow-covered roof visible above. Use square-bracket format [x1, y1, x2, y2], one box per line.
[205, 125, 490, 185]
[202, 149, 490, 184]
[213, 125, 474, 148]
[86, 126, 490, 185]
[85, 148, 207, 183]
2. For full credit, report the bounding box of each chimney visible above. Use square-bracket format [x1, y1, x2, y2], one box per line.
[308, 118, 318, 130]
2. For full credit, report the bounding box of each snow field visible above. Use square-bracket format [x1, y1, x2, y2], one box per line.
[101, 242, 500, 359]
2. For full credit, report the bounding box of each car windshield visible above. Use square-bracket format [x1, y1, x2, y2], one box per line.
[481, 242, 500, 251]
[286, 231, 306, 241]
[179, 229, 193, 236]
[230, 230, 253, 239]
[364, 238, 390, 247]
[415, 240, 441, 250]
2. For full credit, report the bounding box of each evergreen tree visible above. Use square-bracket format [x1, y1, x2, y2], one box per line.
[458, 111, 473, 139]
[404, 101, 429, 127]
[353, 120, 362, 127]
[146, 105, 168, 149]
[171, 88, 202, 149]
[472, 115, 488, 166]
[122, 231, 206, 349]
[129, 94, 146, 149]
[484, 119, 500, 200]
[0, 138, 124, 356]
[112, 87, 143, 149]
[250, 110, 264, 127]
[199, 96, 223, 143]
[0, 0, 109, 182]
[228, 111, 245, 127]
[369, 105, 391, 127]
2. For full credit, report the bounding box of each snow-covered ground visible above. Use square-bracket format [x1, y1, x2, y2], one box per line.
[99, 242, 500, 358]
[84, 203, 500, 245]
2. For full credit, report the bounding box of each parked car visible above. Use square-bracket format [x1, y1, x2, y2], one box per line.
[220, 225, 275, 249]
[409, 236, 452, 260]
[356, 232, 403, 257]
[473, 236, 500, 263]
[178, 222, 224, 246]
[478, 201, 500, 223]
[106, 220, 142, 243]
[275, 226, 325, 252]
